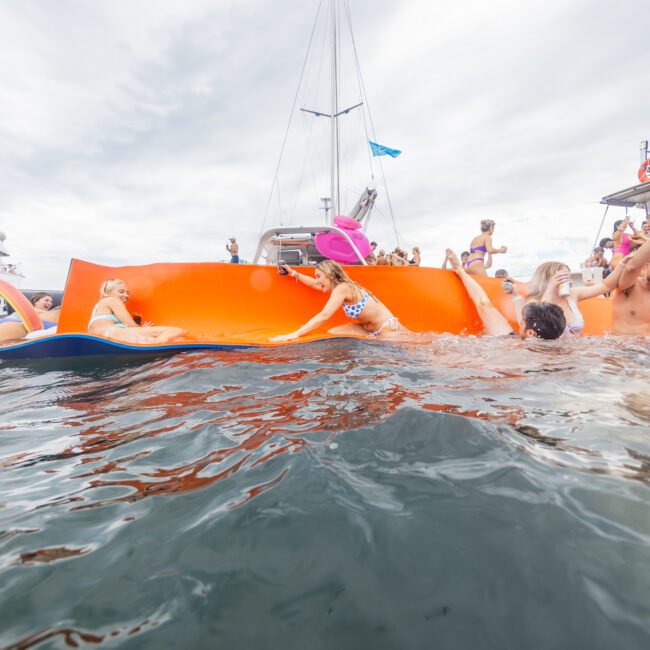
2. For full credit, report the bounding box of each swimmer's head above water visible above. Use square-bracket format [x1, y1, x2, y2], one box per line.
[520, 302, 566, 340]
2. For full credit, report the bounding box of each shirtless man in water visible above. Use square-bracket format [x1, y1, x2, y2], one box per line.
[611, 238, 650, 336]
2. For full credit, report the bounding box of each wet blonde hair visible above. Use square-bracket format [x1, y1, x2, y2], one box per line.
[480, 219, 496, 232]
[527, 261, 569, 301]
[100, 278, 127, 298]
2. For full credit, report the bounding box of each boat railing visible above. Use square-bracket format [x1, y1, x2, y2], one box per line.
[253, 225, 368, 266]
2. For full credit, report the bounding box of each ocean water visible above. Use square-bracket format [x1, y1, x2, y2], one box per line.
[1, 336, 649, 649]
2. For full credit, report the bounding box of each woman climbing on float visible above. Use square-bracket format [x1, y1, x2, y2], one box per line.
[525, 259, 628, 336]
[270, 260, 405, 342]
[445, 249, 566, 339]
[88, 279, 186, 343]
[465, 219, 507, 276]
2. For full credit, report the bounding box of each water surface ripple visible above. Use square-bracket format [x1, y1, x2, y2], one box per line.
[1, 336, 649, 649]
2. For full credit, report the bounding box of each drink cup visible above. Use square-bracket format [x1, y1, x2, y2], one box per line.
[278, 260, 289, 275]
[558, 281, 571, 297]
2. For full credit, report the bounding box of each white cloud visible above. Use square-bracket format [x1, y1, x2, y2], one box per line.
[0, 0, 648, 288]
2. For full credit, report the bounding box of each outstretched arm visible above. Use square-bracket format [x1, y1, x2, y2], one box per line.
[572, 259, 628, 300]
[280, 263, 320, 290]
[270, 285, 347, 341]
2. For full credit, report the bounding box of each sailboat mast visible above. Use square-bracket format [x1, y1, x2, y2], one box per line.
[330, 0, 339, 220]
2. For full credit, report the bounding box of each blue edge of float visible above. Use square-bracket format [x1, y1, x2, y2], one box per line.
[0, 334, 256, 361]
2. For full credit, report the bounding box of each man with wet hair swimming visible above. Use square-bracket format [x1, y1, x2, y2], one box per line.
[445, 249, 566, 339]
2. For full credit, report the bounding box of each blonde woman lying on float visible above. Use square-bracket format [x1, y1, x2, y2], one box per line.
[88, 279, 186, 344]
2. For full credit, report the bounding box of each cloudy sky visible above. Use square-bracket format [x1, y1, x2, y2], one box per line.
[0, 0, 648, 288]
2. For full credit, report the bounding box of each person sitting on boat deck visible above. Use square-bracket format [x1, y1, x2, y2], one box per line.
[445, 249, 565, 339]
[465, 219, 507, 276]
[270, 260, 405, 342]
[0, 292, 60, 342]
[409, 247, 421, 266]
[584, 246, 611, 277]
[610, 238, 650, 336]
[88, 279, 186, 343]
[376, 249, 388, 265]
[524, 260, 626, 336]
[226, 237, 239, 264]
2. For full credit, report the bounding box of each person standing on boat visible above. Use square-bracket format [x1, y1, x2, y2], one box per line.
[409, 247, 421, 266]
[465, 219, 507, 276]
[226, 237, 239, 264]
[610, 218, 644, 269]
[270, 260, 405, 341]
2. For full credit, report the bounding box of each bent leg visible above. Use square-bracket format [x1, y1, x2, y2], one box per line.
[328, 323, 369, 337]
[107, 325, 187, 344]
[446, 249, 513, 336]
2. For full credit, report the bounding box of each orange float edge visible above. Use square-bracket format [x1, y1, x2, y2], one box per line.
[56, 259, 612, 345]
[0, 279, 44, 332]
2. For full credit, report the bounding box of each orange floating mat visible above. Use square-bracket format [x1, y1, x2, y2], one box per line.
[0, 279, 43, 332]
[56, 259, 612, 344]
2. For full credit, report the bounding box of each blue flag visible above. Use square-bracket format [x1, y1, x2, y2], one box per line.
[369, 141, 402, 158]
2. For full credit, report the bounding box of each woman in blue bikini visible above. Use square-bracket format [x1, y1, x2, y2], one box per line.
[270, 260, 404, 342]
[88, 279, 186, 343]
[465, 219, 507, 276]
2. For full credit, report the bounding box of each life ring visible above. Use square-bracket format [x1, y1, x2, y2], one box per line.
[638, 159, 650, 183]
[314, 228, 372, 264]
[0, 279, 43, 332]
[333, 215, 362, 230]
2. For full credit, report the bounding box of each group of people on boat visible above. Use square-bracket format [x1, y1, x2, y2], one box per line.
[365, 242, 421, 266]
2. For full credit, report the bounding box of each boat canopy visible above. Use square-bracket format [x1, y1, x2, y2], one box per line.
[600, 182, 650, 208]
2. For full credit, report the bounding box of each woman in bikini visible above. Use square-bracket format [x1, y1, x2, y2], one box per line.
[610, 218, 645, 269]
[0, 292, 60, 342]
[465, 219, 507, 276]
[525, 260, 626, 336]
[270, 260, 405, 342]
[88, 279, 186, 343]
